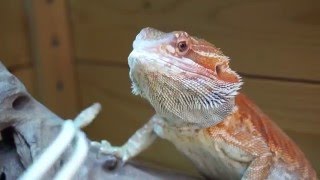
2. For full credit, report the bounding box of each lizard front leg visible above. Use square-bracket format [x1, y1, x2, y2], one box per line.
[208, 127, 274, 180]
[92, 115, 158, 163]
[241, 153, 273, 180]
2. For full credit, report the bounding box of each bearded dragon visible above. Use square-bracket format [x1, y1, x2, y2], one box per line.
[93, 28, 317, 179]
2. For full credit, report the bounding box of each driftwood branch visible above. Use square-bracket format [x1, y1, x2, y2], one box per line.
[0, 62, 199, 180]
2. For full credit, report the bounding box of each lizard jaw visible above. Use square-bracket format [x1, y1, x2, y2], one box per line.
[132, 28, 241, 84]
[128, 49, 242, 104]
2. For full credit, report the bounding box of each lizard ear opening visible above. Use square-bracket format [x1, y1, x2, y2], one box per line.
[215, 63, 240, 83]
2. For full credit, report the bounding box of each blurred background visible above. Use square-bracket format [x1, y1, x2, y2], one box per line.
[0, 0, 319, 176]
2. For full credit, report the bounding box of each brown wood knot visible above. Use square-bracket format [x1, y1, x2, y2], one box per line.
[51, 36, 60, 47]
[142, 1, 151, 9]
[56, 81, 64, 91]
[46, 0, 54, 4]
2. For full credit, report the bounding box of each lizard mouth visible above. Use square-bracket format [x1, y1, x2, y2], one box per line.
[131, 27, 241, 84]
[129, 50, 213, 78]
[129, 49, 241, 86]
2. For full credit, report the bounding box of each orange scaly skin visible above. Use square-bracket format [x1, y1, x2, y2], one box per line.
[206, 94, 317, 179]
[95, 28, 317, 179]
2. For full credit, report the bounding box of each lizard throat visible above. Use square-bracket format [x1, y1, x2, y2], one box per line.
[128, 52, 241, 128]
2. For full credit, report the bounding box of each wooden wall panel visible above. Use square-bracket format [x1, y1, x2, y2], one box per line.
[0, 1, 35, 98]
[11, 67, 36, 96]
[70, 0, 320, 81]
[77, 64, 320, 174]
[25, 0, 79, 118]
[0, 0, 31, 68]
[242, 78, 320, 134]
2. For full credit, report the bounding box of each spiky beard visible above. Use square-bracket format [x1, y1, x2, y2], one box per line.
[128, 52, 242, 127]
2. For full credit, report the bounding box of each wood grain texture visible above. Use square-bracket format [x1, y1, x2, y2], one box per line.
[77, 64, 320, 174]
[25, 0, 79, 118]
[241, 78, 320, 134]
[70, 0, 320, 81]
[0, 0, 31, 67]
[11, 67, 36, 97]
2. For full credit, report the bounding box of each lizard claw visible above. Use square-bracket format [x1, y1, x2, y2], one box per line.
[91, 140, 126, 170]
[91, 140, 123, 159]
[99, 140, 112, 152]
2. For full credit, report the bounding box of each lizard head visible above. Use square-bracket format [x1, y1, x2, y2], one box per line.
[128, 27, 242, 127]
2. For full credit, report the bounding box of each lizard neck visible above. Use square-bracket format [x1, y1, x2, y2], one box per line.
[151, 94, 237, 128]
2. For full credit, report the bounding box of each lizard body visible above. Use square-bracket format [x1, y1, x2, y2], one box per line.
[95, 28, 317, 179]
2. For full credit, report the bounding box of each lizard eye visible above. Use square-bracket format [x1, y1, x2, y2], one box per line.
[177, 41, 189, 53]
